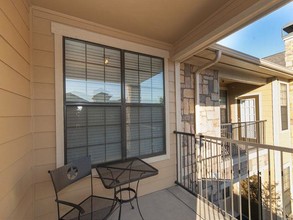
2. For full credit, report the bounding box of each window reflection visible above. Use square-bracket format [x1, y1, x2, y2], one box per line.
[125, 53, 164, 104]
[65, 40, 121, 103]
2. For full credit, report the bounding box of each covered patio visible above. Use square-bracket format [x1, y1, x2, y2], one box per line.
[0, 0, 291, 219]
[108, 186, 226, 220]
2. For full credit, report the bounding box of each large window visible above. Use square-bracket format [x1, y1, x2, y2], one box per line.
[280, 83, 288, 131]
[64, 38, 165, 164]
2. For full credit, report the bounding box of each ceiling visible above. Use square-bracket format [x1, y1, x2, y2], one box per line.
[31, 0, 229, 44]
[30, 0, 289, 61]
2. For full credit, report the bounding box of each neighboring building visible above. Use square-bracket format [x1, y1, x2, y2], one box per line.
[179, 23, 293, 219]
[263, 52, 286, 67]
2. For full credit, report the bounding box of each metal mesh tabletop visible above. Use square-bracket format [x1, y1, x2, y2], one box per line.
[96, 158, 158, 189]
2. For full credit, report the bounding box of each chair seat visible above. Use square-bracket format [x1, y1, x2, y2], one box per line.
[61, 196, 116, 220]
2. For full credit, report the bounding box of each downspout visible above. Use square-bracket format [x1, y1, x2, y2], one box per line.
[194, 50, 222, 134]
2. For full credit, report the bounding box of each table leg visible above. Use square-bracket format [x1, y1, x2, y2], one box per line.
[135, 180, 144, 220]
[129, 183, 134, 209]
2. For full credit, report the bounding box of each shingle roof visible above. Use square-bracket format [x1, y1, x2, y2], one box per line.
[262, 52, 286, 67]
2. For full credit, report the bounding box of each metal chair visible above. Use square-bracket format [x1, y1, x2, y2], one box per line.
[48, 157, 116, 220]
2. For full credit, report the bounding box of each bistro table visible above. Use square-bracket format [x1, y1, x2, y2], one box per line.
[96, 158, 158, 220]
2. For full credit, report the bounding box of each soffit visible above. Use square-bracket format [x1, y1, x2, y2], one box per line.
[31, 0, 289, 62]
[31, 0, 229, 44]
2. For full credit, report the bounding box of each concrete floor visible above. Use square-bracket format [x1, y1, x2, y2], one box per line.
[108, 185, 228, 220]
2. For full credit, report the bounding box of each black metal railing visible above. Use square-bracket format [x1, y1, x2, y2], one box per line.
[221, 120, 266, 144]
[174, 131, 293, 220]
[174, 131, 198, 195]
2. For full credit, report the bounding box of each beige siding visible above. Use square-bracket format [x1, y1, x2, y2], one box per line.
[0, 0, 33, 219]
[228, 82, 274, 145]
[31, 8, 176, 219]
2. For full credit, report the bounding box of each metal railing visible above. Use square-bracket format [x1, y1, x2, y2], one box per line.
[221, 120, 266, 144]
[174, 131, 293, 220]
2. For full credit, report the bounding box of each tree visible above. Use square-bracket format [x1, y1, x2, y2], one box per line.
[240, 175, 282, 219]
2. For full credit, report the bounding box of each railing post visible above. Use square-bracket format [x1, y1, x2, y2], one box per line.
[175, 131, 179, 184]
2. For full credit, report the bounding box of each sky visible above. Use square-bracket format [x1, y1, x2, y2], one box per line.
[218, 2, 293, 58]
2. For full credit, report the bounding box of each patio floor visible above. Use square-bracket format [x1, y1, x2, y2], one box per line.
[108, 185, 227, 220]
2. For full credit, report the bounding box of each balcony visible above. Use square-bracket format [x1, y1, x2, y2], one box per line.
[108, 185, 231, 220]
[221, 120, 266, 144]
[174, 131, 293, 220]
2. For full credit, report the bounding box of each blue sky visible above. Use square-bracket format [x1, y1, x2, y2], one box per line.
[218, 2, 293, 58]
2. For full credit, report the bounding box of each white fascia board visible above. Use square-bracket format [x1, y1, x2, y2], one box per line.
[211, 44, 293, 78]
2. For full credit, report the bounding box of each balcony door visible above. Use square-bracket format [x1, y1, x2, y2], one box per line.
[237, 96, 259, 142]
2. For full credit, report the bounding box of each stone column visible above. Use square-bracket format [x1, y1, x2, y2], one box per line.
[180, 63, 195, 133]
[180, 63, 220, 137]
[196, 69, 220, 137]
[284, 33, 293, 70]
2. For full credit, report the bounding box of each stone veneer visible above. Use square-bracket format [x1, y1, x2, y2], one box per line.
[180, 63, 195, 133]
[180, 63, 220, 137]
[284, 34, 293, 70]
[284, 31, 293, 149]
[180, 63, 220, 191]
[197, 68, 220, 137]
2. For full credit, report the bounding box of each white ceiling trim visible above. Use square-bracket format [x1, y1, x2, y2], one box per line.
[51, 22, 170, 58]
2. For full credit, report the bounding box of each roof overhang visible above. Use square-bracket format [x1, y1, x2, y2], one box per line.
[30, 0, 290, 62]
[185, 44, 293, 84]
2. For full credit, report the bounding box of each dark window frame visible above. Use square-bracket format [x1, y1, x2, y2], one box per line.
[63, 37, 166, 165]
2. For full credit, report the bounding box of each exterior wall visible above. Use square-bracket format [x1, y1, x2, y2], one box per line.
[180, 63, 220, 136]
[197, 69, 220, 136]
[180, 63, 195, 133]
[290, 82, 293, 148]
[0, 0, 34, 219]
[31, 7, 176, 219]
[227, 82, 274, 145]
[284, 35, 293, 70]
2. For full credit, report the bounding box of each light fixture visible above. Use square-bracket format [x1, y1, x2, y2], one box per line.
[104, 57, 109, 64]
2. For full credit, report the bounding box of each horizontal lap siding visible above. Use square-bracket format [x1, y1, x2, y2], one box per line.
[0, 0, 33, 219]
[32, 8, 177, 219]
[228, 82, 274, 145]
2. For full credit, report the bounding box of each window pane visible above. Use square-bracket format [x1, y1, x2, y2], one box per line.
[140, 139, 152, 155]
[153, 137, 164, 153]
[65, 38, 121, 103]
[65, 106, 122, 164]
[86, 44, 104, 65]
[106, 143, 121, 161]
[125, 52, 138, 69]
[281, 106, 288, 130]
[125, 52, 164, 104]
[67, 147, 87, 162]
[125, 70, 139, 103]
[65, 40, 85, 62]
[152, 57, 163, 73]
[280, 83, 288, 130]
[105, 67, 121, 102]
[105, 48, 121, 68]
[89, 145, 105, 164]
[127, 140, 139, 158]
[139, 55, 151, 72]
[126, 106, 165, 158]
[88, 126, 105, 145]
